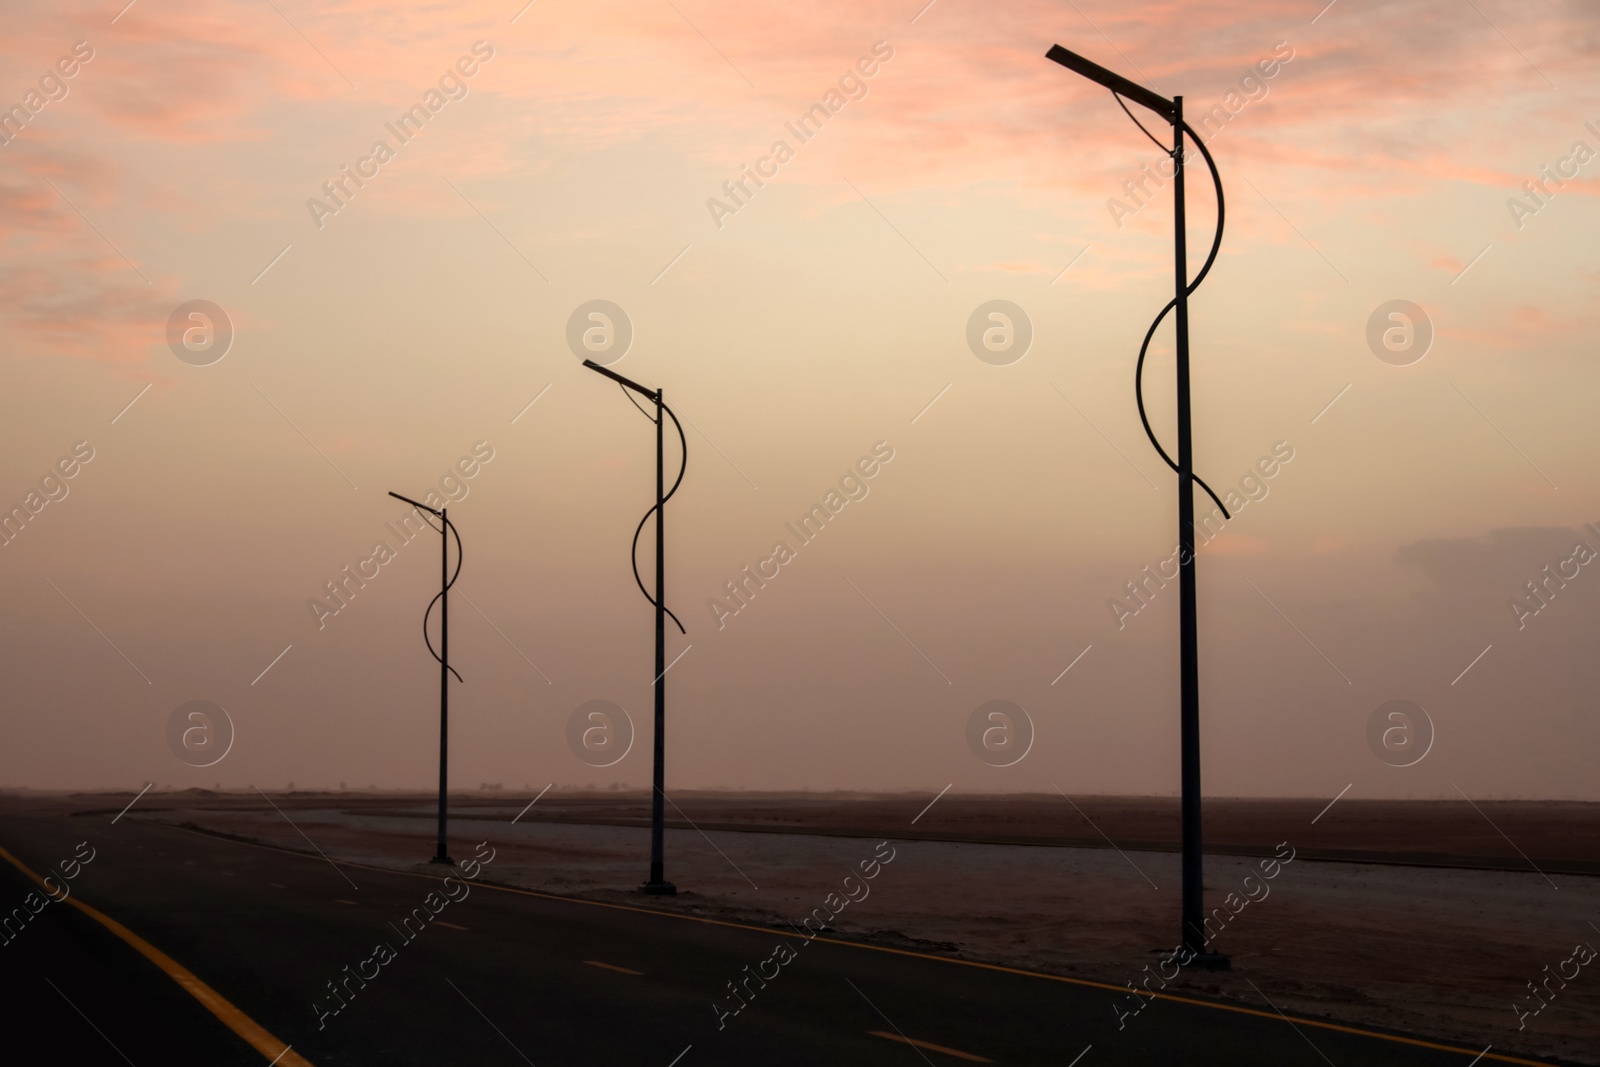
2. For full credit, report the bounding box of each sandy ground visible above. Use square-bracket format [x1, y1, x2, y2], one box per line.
[442, 791, 1600, 872]
[20, 790, 1600, 1064]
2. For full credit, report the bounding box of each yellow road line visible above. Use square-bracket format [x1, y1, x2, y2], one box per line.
[869, 1029, 992, 1062]
[584, 959, 643, 975]
[0, 844, 315, 1067]
[451, 881, 1559, 1067]
[165, 823, 1562, 1067]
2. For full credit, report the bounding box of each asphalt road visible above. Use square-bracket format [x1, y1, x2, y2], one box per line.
[0, 807, 1566, 1067]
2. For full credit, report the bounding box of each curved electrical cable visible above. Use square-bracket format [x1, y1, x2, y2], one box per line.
[423, 516, 464, 682]
[621, 395, 688, 635]
[1116, 95, 1232, 520]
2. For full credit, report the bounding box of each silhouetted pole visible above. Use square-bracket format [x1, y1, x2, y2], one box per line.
[438, 505, 451, 865]
[387, 490, 460, 866]
[1170, 99, 1206, 957]
[651, 387, 667, 887]
[580, 359, 686, 895]
[1045, 47, 1229, 967]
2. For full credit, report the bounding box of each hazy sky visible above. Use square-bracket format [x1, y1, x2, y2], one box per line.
[2, 0, 1597, 798]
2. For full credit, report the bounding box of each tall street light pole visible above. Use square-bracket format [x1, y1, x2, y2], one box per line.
[1045, 44, 1232, 967]
[388, 490, 463, 866]
[581, 359, 688, 895]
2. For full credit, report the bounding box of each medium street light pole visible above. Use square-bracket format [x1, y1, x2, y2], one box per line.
[652, 378, 667, 888]
[581, 359, 687, 895]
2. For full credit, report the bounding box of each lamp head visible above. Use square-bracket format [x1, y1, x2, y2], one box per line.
[388, 490, 443, 518]
[582, 358, 659, 402]
[1045, 44, 1174, 122]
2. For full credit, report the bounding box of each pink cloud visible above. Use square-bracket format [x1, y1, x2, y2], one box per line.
[2, 0, 1594, 365]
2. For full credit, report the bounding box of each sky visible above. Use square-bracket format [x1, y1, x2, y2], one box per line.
[1, 0, 1597, 799]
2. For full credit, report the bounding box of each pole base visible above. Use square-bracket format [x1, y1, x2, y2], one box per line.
[1187, 951, 1231, 971]
[430, 855, 455, 866]
[638, 880, 677, 896]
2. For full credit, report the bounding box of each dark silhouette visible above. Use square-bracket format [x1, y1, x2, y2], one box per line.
[1046, 44, 1230, 967]
[582, 359, 687, 895]
[388, 490, 463, 865]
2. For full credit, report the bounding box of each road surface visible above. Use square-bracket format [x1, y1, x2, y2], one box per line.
[0, 805, 1568, 1067]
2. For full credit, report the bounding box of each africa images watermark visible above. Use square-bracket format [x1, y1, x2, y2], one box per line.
[1, 440, 95, 550]
[1106, 41, 1294, 229]
[1508, 522, 1600, 632]
[1112, 841, 1296, 1031]
[712, 839, 897, 1031]
[306, 41, 496, 230]
[1514, 936, 1595, 1031]
[706, 441, 896, 630]
[706, 41, 895, 230]
[1, 840, 97, 948]
[308, 441, 495, 631]
[1108, 441, 1295, 629]
[0, 39, 96, 150]
[1505, 118, 1600, 231]
[311, 840, 496, 1030]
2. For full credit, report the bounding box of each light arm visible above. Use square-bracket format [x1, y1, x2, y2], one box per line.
[1045, 44, 1173, 121]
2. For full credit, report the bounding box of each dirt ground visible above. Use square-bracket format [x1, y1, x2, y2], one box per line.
[20, 789, 1600, 1065]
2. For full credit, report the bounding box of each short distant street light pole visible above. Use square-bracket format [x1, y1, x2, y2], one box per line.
[388, 491, 463, 866]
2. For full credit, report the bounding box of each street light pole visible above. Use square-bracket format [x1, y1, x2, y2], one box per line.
[388, 490, 462, 866]
[651, 384, 668, 889]
[438, 503, 450, 866]
[1045, 45, 1230, 967]
[1169, 98, 1208, 958]
[581, 359, 687, 895]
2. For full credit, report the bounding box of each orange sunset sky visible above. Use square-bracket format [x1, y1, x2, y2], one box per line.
[2, 0, 1597, 798]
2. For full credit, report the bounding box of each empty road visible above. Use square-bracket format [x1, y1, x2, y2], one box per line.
[0, 803, 1568, 1067]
